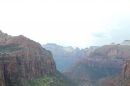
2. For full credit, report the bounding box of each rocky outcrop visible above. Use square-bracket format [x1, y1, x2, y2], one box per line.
[88, 45, 130, 60]
[0, 30, 12, 45]
[43, 43, 99, 72]
[123, 60, 130, 78]
[87, 45, 130, 86]
[65, 44, 130, 86]
[0, 31, 56, 86]
[98, 60, 130, 86]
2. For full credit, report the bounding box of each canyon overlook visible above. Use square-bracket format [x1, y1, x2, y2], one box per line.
[1, 30, 130, 86]
[0, 31, 75, 86]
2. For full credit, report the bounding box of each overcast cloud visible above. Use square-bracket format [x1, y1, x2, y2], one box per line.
[0, 0, 130, 48]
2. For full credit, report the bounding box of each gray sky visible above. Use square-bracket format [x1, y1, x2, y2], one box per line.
[0, 0, 130, 48]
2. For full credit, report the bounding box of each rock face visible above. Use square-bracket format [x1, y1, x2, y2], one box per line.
[86, 45, 130, 86]
[0, 31, 56, 86]
[43, 43, 86, 72]
[98, 60, 130, 86]
[65, 44, 130, 86]
[88, 45, 130, 60]
[122, 60, 130, 79]
[43, 43, 99, 72]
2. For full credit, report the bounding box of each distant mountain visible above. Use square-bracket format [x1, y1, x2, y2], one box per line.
[0, 31, 76, 86]
[65, 44, 130, 86]
[120, 40, 130, 46]
[43, 43, 86, 72]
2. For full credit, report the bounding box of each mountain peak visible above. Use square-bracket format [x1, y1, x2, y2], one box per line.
[0, 30, 12, 44]
[0, 30, 10, 37]
[0, 31, 57, 86]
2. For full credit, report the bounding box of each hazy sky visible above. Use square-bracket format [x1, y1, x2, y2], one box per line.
[0, 0, 130, 48]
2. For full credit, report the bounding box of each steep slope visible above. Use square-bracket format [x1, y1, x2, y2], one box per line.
[101, 60, 130, 86]
[0, 31, 75, 86]
[65, 60, 122, 86]
[43, 43, 85, 72]
[65, 44, 130, 86]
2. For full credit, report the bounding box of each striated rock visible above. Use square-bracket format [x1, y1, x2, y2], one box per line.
[0, 31, 56, 86]
[65, 44, 130, 86]
[123, 60, 130, 78]
[88, 45, 130, 60]
[99, 60, 130, 86]
[43, 43, 98, 72]
[88, 45, 130, 86]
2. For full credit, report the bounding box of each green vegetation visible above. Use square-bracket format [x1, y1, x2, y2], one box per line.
[69, 64, 121, 86]
[0, 44, 22, 52]
[23, 72, 76, 86]
[83, 65, 120, 81]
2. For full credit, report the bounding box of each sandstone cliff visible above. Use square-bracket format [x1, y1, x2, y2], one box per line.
[65, 44, 130, 86]
[43, 43, 86, 72]
[0, 31, 56, 86]
[88, 45, 130, 60]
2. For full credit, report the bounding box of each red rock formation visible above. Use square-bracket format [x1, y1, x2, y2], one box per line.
[123, 60, 130, 78]
[98, 60, 130, 86]
[0, 31, 56, 86]
[89, 45, 130, 60]
[66, 44, 130, 86]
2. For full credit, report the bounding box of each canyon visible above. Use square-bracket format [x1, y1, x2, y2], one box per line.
[0, 31, 75, 86]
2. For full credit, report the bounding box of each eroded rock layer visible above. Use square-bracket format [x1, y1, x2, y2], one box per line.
[0, 31, 56, 86]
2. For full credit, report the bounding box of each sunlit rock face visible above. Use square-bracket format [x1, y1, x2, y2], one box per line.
[0, 31, 56, 86]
